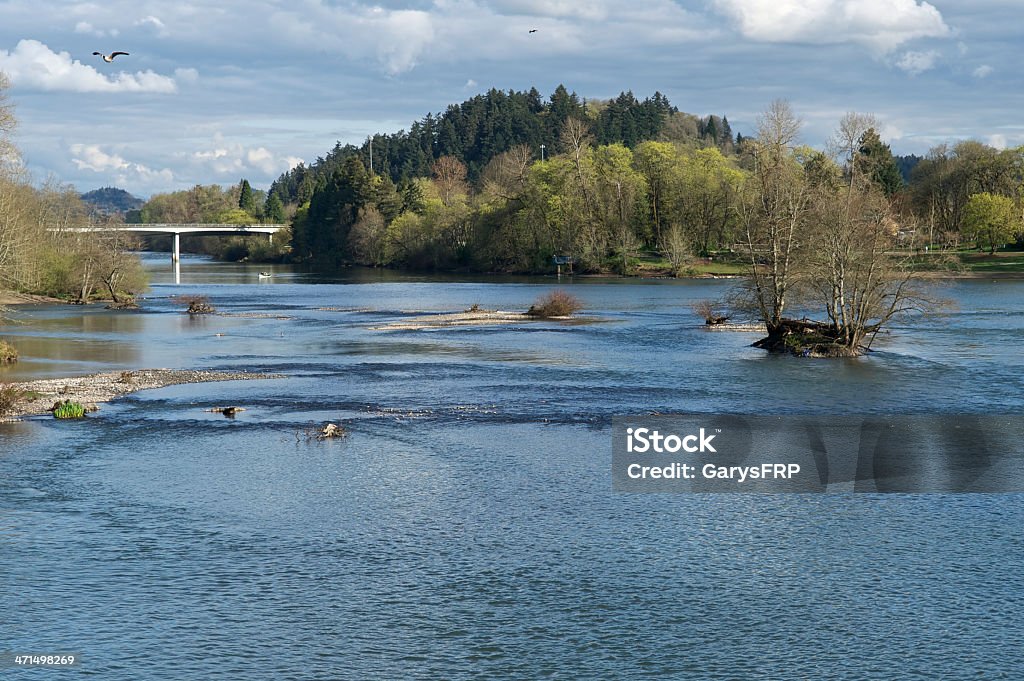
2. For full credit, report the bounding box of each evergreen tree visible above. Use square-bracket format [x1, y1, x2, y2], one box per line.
[297, 157, 371, 263]
[856, 128, 904, 197]
[400, 180, 426, 214]
[264, 193, 286, 223]
[238, 179, 256, 215]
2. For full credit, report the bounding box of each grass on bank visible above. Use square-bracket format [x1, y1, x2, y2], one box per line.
[0, 339, 17, 364]
[0, 384, 26, 417]
[957, 251, 1024, 273]
[899, 248, 1024, 274]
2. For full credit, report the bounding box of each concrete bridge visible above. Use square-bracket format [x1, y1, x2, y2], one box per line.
[61, 224, 287, 264]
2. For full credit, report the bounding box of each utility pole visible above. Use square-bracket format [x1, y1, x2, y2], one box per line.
[540, 144, 546, 162]
[368, 136, 373, 175]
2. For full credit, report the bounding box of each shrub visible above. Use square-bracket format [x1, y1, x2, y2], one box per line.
[52, 400, 86, 419]
[0, 384, 25, 417]
[171, 294, 216, 314]
[526, 290, 583, 318]
[692, 300, 730, 326]
[0, 339, 17, 364]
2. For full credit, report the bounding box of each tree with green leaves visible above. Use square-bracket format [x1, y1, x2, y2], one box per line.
[963, 192, 1018, 254]
[264, 192, 286, 223]
[675, 147, 745, 256]
[633, 141, 676, 245]
[296, 156, 371, 264]
[593, 143, 647, 273]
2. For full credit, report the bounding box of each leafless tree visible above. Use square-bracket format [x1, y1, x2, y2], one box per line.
[736, 100, 811, 332]
[431, 156, 467, 207]
[481, 145, 533, 201]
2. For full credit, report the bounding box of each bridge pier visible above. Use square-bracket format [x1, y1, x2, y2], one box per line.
[172, 233, 180, 265]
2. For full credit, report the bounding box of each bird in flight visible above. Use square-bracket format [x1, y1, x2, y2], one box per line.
[529, 29, 537, 33]
[93, 51, 129, 63]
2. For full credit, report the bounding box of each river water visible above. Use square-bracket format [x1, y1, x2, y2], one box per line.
[1, 254, 1022, 679]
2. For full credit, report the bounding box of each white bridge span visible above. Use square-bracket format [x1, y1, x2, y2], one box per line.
[61, 224, 287, 264]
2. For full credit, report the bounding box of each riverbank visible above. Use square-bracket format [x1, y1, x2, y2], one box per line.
[0, 290, 65, 305]
[2, 369, 284, 421]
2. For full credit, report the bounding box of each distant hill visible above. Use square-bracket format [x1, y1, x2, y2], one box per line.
[80, 187, 144, 217]
[894, 154, 923, 184]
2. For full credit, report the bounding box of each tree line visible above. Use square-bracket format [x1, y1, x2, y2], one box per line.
[0, 74, 145, 305]
[130, 179, 289, 261]
[228, 85, 1020, 279]
[265, 86, 733, 206]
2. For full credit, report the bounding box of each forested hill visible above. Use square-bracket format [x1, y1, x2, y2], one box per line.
[268, 85, 735, 205]
[80, 186, 144, 217]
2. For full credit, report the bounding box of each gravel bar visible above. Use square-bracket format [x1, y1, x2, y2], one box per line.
[3, 369, 285, 420]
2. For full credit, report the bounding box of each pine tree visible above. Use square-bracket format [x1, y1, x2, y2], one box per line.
[856, 128, 904, 197]
[238, 179, 256, 215]
[264, 193, 286, 223]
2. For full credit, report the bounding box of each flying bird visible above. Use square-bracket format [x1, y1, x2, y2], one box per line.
[92, 51, 130, 63]
[529, 29, 537, 33]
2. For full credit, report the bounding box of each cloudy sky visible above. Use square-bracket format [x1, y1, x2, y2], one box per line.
[0, 1, 1018, 196]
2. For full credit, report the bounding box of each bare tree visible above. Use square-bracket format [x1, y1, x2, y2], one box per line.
[96, 230, 144, 303]
[347, 205, 388, 266]
[0, 72, 17, 169]
[660, 223, 691, 276]
[797, 115, 942, 354]
[736, 100, 811, 333]
[481, 145, 533, 201]
[431, 156, 467, 207]
[560, 116, 598, 219]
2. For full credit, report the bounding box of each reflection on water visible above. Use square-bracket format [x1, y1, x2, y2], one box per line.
[1, 254, 1023, 679]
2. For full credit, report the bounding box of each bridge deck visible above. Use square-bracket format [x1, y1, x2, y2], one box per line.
[57, 224, 287, 265]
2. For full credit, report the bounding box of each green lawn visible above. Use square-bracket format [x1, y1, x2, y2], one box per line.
[891, 248, 1024, 274]
[956, 251, 1024, 272]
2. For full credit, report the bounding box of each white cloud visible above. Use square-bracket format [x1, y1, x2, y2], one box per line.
[174, 67, 199, 83]
[973, 64, 993, 78]
[73, 22, 118, 38]
[70, 144, 127, 173]
[880, 123, 904, 141]
[464, 79, 478, 89]
[73, 20, 119, 38]
[377, 10, 435, 74]
[712, 0, 950, 53]
[487, 0, 612, 22]
[69, 143, 174, 183]
[135, 15, 169, 37]
[268, 5, 436, 75]
[191, 136, 304, 176]
[0, 40, 178, 93]
[895, 50, 939, 75]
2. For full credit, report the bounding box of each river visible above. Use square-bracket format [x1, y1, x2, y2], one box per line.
[1, 253, 1022, 679]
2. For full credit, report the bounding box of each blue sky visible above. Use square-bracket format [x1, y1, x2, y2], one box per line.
[0, 1, 1018, 196]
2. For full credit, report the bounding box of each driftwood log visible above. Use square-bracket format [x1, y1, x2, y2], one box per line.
[206, 406, 246, 416]
[319, 423, 345, 439]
